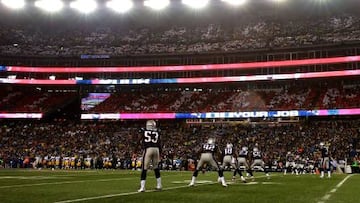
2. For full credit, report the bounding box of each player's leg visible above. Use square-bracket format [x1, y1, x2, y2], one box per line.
[152, 148, 162, 190]
[236, 158, 247, 182]
[320, 158, 325, 178]
[261, 160, 270, 177]
[138, 149, 151, 192]
[248, 161, 255, 179]
[189, 154, 206, 186]
[209, 155, 227, 187]
[325, 158, 331, 178]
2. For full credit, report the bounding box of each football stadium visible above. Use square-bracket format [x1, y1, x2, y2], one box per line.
[0, 0, 359, 202]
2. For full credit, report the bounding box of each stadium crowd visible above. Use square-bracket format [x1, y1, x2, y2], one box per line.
[0, 14, 359, 56]
[89, 82, 360, 113]
[0, 119, 358, 172]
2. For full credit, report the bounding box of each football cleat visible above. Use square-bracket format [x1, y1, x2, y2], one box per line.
[138, 188, 145, 192]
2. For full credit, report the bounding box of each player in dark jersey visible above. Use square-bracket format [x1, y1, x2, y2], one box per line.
[221, 143, 244, 182]
[189, 138, 227, 187]
[236, 146, 250, 182]
[319, 142, 331, 178]
[137, 120, 162, 192]
[250, 145, 270, 179]
[284, 151, 295, 175]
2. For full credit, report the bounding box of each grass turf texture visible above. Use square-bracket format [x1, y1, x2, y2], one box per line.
[0, 170, 358, 203]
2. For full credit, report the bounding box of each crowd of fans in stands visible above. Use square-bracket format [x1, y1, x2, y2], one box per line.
[0, 14, 359, 56]
[0, 119, 358, 171]
[89, 83, 360, 113]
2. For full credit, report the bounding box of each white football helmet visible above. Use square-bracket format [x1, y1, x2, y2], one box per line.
[226, 143, 233, 148]
[146, 120, 157, 130]
[253, 147, 259, 152]
[320, 142, 325, 148]
[207, 138, 215, 145]
[242, 146, 248, 151]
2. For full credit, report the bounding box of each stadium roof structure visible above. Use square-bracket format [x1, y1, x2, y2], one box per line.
[1, 0, 359, 14]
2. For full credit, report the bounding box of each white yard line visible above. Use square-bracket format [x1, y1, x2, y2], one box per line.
[0, 177, 136, 189]
[54, 174, 278, 203]
[317, 174, 354, 203]
[54, 184, 196, 203]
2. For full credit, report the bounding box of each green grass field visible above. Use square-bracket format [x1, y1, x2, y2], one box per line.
[0, 169, 358, 203]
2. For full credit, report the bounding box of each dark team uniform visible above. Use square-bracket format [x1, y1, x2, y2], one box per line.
[196, 142, 219, 170]
[320, 147, 330, 170]
[189, 139, 227, 187]
[250, 148, 268, 176]
[138, 120, 162, 192]
[140, 128, 161, 170]
[237, 147, 250, 169]
[222, 144, 236, 169]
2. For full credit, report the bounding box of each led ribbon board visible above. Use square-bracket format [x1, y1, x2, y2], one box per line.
[0, 69, 359, 85]
[0, 113, 42, 119]
[80, 108, 360, 120]
[3, 55, 360, 73]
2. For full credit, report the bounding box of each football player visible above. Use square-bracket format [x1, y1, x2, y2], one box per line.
[137, 120, 162, 192]
[221, 143, 243, 182]
[236, 146, 250, 182]
[319, 142, 331, 178]
[189, 138, 227, 187]
[250, 145, 270, 178]
[284, 151, 295, 175]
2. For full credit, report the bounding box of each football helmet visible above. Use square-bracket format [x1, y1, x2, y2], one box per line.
[226, 143, 233, 148]
[253, 147, 259, 152]
[207, 138, 215, 145]
[146, 120, 157, 130]
[242, 146, 248, 151]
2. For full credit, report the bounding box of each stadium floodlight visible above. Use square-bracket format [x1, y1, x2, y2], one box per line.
[269, 0, 286, 2]
[182, 0, 209, 9]
[1, 0, 25, 9]
[70, 0, 97, 14]
[35, 0, 64, 12]
[107, 0, 133, 13]
[144, 0, 170, 10]
[221, 0, 247, 6]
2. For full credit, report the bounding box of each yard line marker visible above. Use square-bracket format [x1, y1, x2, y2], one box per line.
[317, 174, 354, 203]
[54, 174, 278, 203]
[54, 184, 198, 203]
[0, 177, 136, 189]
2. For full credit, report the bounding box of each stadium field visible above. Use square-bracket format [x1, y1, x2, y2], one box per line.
[0, 170, 358, 203]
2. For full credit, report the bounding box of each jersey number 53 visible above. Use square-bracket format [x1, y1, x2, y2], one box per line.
[144, 131, 159, 143]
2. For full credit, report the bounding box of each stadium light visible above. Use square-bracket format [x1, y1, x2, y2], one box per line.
[107, 0, 133, 13]
[144, 0, 170, 10]
[70, 0, 97, 14]
[221, 0, 247, 6]
[1, 0, 25, 9]
[35, 0, 64, 12]
[269, 0, 286, 2]
[182, 0, 209, 9]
